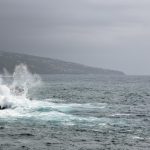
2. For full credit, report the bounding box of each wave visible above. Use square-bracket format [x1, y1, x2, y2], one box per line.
[0, 64, 125, 128]
[0, 64, 41, 109]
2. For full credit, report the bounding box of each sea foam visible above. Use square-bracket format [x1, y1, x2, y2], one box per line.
[0, 64, 108, 126]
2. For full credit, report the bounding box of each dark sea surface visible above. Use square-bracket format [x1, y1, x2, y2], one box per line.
[0, 74, 150, 150]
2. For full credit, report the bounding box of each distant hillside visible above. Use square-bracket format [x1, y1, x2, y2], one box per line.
[0, 51, 125, 75]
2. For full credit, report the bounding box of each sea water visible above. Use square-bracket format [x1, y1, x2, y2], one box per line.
[0, 64, 150, 149]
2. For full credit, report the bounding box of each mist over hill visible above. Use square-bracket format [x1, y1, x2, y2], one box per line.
[0, 51, 125, 75]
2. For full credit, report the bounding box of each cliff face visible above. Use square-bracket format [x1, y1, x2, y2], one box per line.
[0, 51, 125, 75]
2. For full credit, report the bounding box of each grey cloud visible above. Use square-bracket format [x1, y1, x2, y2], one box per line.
[0, 0, 150, 74]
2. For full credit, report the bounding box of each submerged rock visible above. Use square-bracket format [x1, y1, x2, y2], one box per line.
[0, 105, 9, 110]
[0, 97, 12, 110]
[0, 103, 12, 110]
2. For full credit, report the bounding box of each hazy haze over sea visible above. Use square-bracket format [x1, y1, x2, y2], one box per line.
[1, 0, 150, 75]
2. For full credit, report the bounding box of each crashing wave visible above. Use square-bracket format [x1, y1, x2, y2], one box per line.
[0, 64, 41, 110]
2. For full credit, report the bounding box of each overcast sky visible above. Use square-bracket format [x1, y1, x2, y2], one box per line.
[1, 0, 150, 75]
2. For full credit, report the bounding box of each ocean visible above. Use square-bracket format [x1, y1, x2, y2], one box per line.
[0, 65, 150, 150]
